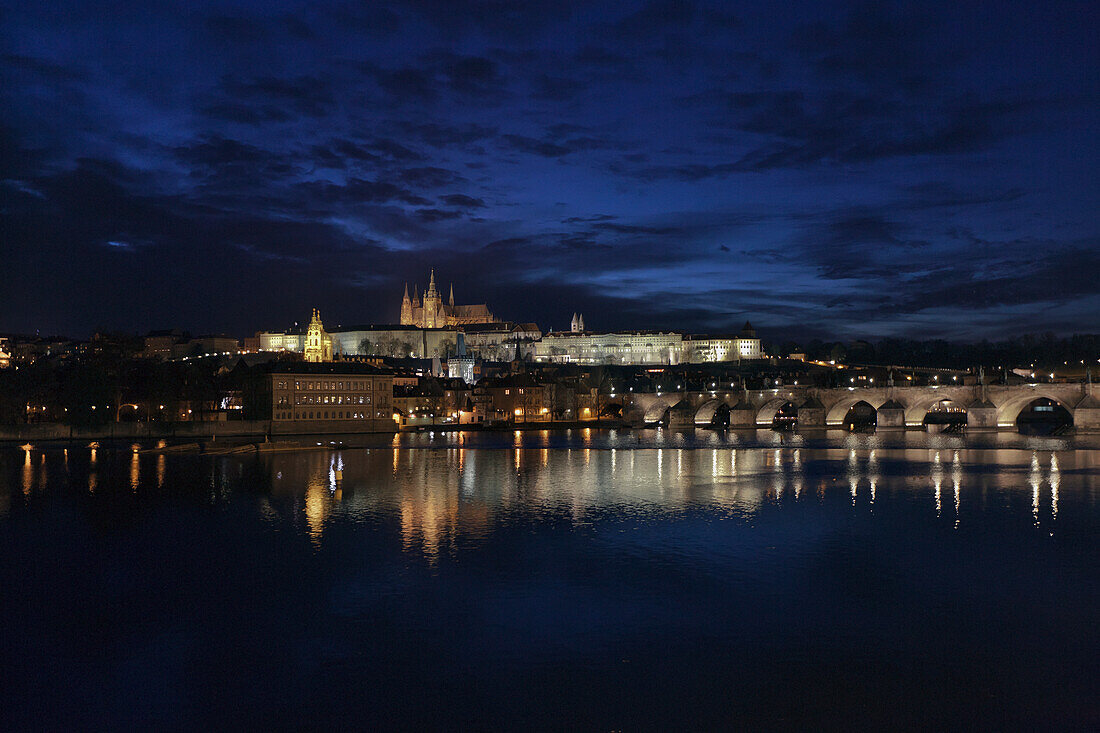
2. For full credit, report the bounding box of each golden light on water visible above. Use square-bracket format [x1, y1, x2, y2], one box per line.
[130, 451, 140, 492]
[23, 448, 33, 496]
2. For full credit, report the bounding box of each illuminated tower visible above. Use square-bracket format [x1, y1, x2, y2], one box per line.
[400, 283, 413, 325]
[303, 308, 333, 362]
[423, 269, 441, 328]
[448, 283, 454, 308]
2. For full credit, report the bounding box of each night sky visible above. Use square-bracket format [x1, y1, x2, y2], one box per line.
[2, 1, 1097, 341]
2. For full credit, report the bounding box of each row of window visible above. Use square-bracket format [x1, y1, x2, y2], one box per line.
[290, 394, 373, 406]
[276, 380, 378, 391]
[274, 410, 386, 420]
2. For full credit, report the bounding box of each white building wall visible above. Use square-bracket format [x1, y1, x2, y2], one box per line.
[534, 332, 684, 365]
[258, 331, 303, 352]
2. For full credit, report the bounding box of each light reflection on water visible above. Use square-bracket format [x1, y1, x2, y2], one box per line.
[0, 430, 1098, 728]
[153, 438, 1096, 557]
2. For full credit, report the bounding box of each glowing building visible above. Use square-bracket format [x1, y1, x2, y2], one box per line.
[400, 270, 499, 328]
[303, 309, 333, 363]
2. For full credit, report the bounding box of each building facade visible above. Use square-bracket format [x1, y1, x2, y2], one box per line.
[257, 330, 304, 352]
[330, 326, 457, 359]
[533, 331, 685, 365]
[256, 362, 394, 433]
[400, 270, 499, 328]
[532, 323, 762, 365]
[683, 335, 762, 362]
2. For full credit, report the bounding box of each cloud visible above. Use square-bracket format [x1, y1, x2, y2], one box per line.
[440, 194, 486, 208]
[298, 178, 432, 206]
[398, 122, 498, 148]
[790, 4, 938, 90]
[613, 0, 696, 39]
[396, 166, 466, 188]
[1, 53, 87, 82]
[366, 52, 509, 105]
[415, 208, 464, 222]
[499, 134, 571, 158]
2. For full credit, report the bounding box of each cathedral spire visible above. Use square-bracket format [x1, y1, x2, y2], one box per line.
[449, 283, 454, 307]
[402, 282, 410, 301]
[428, 268, 437, 293]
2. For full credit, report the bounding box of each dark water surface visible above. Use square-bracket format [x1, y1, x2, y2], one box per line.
[2, 429, 1098, 729]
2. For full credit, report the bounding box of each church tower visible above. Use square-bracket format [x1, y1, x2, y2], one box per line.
[303, 308, 333, 362]
[400, 283, 413, 325]
[423, 269, 441, 328]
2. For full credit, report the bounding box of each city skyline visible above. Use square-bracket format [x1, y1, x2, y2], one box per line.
[2, 1, 1098, 341]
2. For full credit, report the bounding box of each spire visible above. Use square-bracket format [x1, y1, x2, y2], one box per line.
[449, 283, 454, 307]
[428, 269, 437, 293]
[403, 282, 410, 301]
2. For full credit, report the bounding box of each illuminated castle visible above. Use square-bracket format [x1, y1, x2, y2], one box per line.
[400, 270, 499, 328]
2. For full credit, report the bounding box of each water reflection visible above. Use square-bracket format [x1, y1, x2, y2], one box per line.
[3, 436, 1098, 562]
[932, 450, 943, 517]
[23, 449, 33, 496]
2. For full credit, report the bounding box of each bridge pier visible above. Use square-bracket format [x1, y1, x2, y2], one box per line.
[668, 400, 696, 430]
[730, 400, 756, 427]
[1075, 394, 1100, 431]
[876, 399, 906, 428]
[797, 397, 825, 427]
[966, 399, 998, 430]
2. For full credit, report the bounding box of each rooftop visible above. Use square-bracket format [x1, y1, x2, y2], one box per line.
[264, 361, 392, 375]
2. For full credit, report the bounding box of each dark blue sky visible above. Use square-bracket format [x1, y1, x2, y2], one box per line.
[2, 1, 1097, 341]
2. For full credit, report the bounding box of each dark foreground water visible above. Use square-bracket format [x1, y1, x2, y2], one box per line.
[2, 429, 1098, 729]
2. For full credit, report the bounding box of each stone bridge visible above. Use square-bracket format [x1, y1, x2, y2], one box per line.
[616, 383, 1100, 431]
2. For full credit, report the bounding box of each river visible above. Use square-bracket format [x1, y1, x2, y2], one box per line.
[2, 429, 1098, 728]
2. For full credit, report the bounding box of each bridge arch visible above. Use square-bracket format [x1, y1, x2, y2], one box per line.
[922, 398, 968, 428]
[841, 400, 878, 428]
[643, 398, 677, 425]
[600, 401, 623, 418]
[694, 399, 731, 426]
[756, 397, 794, 426]
[824, 394, 889, 425]
[995, 391, 1077, 427]
[902, 390, 973, 426]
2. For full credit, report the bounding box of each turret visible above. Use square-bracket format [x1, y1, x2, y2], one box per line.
[423, 269, 441, 328]
[304, 308, 332, 362]
[400, 283, 413, 325]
